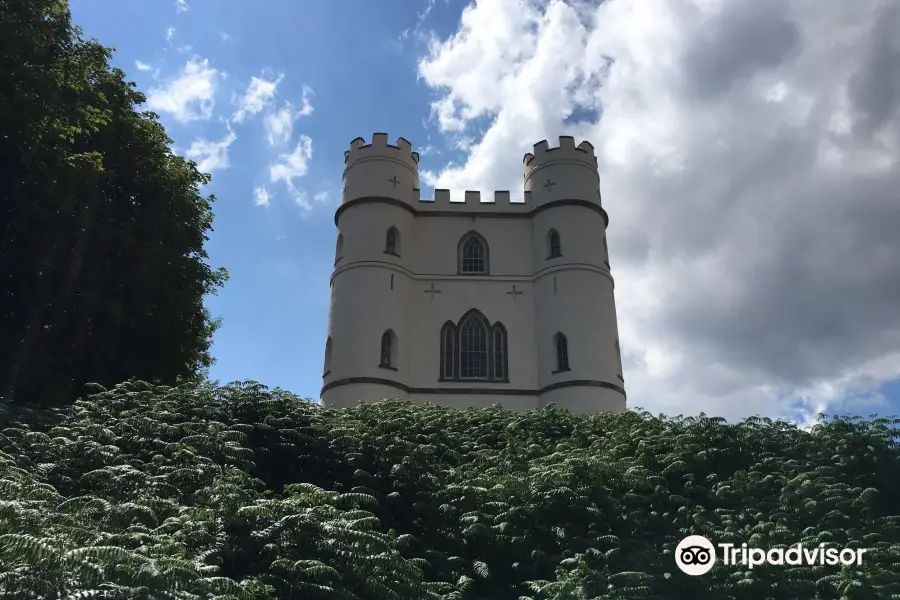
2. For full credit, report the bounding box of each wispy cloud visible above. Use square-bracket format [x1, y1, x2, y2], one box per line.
[165, 27, 175, 42]
[232, 74, 284, 123]
[253, 186, 271, 207]
[399, 0, 437, 41]
[264, 105, 294, 145]
[184, 128, 237, 174]
[297, 85, 314, 117]
[264, 86, 314, 146]
[269, 136, 314, 208]
[145, 57, 219, 122]
[219, 31, 232, 42]
[135, 61, 152, 72]
[175, 0, 188, 13]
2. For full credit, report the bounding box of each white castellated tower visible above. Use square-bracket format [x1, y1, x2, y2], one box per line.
[321, 133, 625, 415]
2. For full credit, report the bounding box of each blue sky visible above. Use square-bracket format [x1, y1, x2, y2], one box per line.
[68, 0, 900, 423]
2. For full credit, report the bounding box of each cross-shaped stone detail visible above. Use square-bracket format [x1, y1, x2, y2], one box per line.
[543, 178, 556, 190]
[423, 283, 442, 300]
[506, 284, 523, 300]
[388, 175, 401, 188]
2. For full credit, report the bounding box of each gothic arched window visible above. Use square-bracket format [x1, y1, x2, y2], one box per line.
[441, 322, 456, 380]
[335, 233, 344, 264]
[548, 229, 562, 258]
[439, 310, 507, 382]
[458, 232, 489, 274]
[380, 330, 396, 369]
[492, 324, 507, 380]
[554, 332, 569, 372]
[459, 314, 488, 379]
[385, 226, 400, 255]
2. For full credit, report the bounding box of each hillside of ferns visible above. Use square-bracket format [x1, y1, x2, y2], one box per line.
[2, 380, 900, 600]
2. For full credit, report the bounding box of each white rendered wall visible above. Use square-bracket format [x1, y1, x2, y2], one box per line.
[321, 133, 626, 415]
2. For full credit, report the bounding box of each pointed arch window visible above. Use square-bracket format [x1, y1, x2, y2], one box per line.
[379, 330, 397, 369]
[458, 232, 489, 274]
[492, 325, 507, 380]
[460, 315, 488, 379]
[441, 323, 456, 379]
[439, 310, 507, 382]
[554, 333, 570, 373]
[385, 226, 400, 256]
[548, 229, 562, 258]
[335, 233, 344, 264]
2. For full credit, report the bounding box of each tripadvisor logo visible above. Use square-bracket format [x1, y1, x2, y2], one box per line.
[674, 535, 869, 576]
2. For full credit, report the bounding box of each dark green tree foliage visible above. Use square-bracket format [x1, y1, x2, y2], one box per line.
[0, 0, 227, 406]
[1, 380, 900, 599]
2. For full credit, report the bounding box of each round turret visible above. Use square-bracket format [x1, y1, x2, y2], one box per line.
[526, 137, 624, 413]
[342, 133, 419, 204]
[523, 136, 602, 211]
[323, 133, 418, 408]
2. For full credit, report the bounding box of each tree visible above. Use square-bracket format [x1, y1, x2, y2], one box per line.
[0, 0, 227, 407]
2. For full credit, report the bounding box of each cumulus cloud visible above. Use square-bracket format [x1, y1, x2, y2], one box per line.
[269, 136, 314, 208]
[418, 0, 900, 422]
[232, 74, 284, 123]
[183, 128, 237, 174]
[135, 61, 152, 72]
[263, 86, 315, 145]
[145, 57, 219, 122]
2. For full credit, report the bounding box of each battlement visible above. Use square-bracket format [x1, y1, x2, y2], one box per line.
[523, 136, 596, 177]
[416, 189, 532, 213]
[344, 133, 420, 174]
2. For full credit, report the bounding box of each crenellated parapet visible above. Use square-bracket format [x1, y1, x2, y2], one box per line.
[416, 189, 533, 214]
[339, 133, 602, 214]
[523, 136, 597, 179]
[344, 133, 420, 176]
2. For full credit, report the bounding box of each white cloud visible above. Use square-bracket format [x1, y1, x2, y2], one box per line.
[263, 86, 314, 145]
[264, 105, 295, 145]
[232, 74, 284, 123]
[418, 0, 900, 422]
[298, 85, 314, 117]
[184, 128, 237, 173]
[220, 31, 232, 42]
[313, 191, 329, 204]
[135, 61, 152, 72]
[145, 57, 219, 122]
[165, 27, 175, 42]
[253, 186, 271, 207]
[175, 0, 188, 13]
[269, 136, 314, 208]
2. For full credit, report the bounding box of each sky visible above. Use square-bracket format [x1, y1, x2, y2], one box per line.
[68, 0, 900, 424]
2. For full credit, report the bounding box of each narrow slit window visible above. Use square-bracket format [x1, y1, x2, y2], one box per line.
[380, 331, 394, 368]
[548, 229, 561, 258]
[555, 333, 569, 372]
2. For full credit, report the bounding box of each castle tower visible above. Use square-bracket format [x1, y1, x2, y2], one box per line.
[525, 137, 625, 413]
[321, 133, 626, 415]
[322, 134, 420, 408]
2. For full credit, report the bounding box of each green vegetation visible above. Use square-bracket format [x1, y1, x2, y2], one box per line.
[0, 0, 227, 407]
[1, 380, 899, 599]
